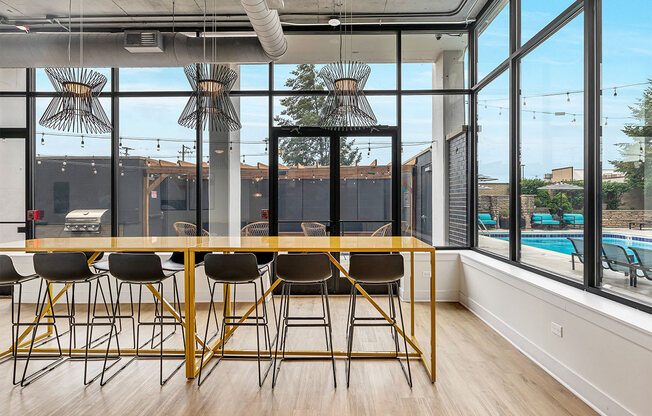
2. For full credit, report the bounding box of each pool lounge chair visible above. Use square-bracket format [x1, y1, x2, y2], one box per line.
[628, 246, 652, 287]
[478, 213, 497, 229]
[568, 238, 612, 271]
[563, 213, 584, 227]
[568, 238, 584, 270]
[602, 243, 638, 286]
[531, 213, 560, 229]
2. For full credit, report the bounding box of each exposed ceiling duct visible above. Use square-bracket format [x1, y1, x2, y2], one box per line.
[0, 0, 287, 68]
[240, 0, 287, 60]
[0, 32, 271, 68]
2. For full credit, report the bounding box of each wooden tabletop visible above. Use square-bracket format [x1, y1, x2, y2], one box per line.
[0, 236, 201, 252]
[0, 236, 434, 253]
[196, 236, 434, 252]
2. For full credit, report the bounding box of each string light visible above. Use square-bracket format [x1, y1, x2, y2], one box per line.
[119, 137, 122, 147]
[604, 117, 608, 126]
[80, 135, 85, 148]
[41, 133, 45, 145]
[37, 154, 41, 165]
[91, 159, 95, 167]
[613, 88, 617, 96]
[121, 171, 124, 176]
[566, 92, 570, 102]
[157, 139, 160, 151]
[532, 111, 536, 120]
[523, 97, 526, 106]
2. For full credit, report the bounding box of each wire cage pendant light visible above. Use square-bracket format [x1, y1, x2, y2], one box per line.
[39, 68, 111, 134]
[319, 61, 377, 129]
[178, 63, 242, 132]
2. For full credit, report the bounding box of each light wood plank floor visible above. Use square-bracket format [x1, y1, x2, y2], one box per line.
[0, 296, 596, 416]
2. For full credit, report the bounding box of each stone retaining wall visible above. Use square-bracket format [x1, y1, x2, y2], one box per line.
[602, 210, 652, 228]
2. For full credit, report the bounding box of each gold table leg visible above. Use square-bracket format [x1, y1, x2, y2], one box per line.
[430, 248, 436, 383]
[183, 249, 196, 378]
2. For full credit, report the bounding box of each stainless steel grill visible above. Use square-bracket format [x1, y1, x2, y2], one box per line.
[63, 209, 109, 234]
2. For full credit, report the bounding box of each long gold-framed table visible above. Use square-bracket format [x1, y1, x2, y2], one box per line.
[0, 236, 436, 383]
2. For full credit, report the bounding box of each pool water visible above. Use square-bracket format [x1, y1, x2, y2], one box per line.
[496, 236, 652, 255]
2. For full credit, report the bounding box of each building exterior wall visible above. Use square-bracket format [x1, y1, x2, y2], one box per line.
[448, 133, 467, 246]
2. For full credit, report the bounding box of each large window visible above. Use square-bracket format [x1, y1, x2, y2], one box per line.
[119, 97, 195, 237]
[476, 71, 509, 257]
[520, 0, 575, 44]
[401, 32, 468, 90]
[35, 97, 112, 238]
[600, 0, 652, 306]
[471, 0, 652, 312]
[519, 15, 584, 279]
[476, 0, 510, 81]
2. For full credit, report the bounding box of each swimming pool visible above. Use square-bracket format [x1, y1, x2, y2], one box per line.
[495, 236, 652, 255]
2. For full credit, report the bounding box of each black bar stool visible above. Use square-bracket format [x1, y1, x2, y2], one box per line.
[23, 252, 120, 386]
[101, 253, 186, 386]
[0, 255, 40, 385]
[272, 253, 336, 388]
[345, 254, 412, 387]
[94, 251, 196, 352]
[198, 253, 273, 387]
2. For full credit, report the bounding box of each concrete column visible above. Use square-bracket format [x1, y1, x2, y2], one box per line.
[208, 65, 241, 236]
[431, 50, 466, 245]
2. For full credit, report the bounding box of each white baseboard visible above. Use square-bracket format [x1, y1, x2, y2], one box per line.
[459, 291, 633, 416]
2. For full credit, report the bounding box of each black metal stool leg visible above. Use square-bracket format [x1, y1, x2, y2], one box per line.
[271, 282, 287, 388]
[197, 282, 218, 386]
[323, 281, 336, 388]
[346, 283, 357, 388]
[21, 283, 66, 387]
[394, 281, 413, 388]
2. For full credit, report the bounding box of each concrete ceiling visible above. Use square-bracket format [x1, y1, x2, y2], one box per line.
[279, 32, 468, 64]
[0, 0, 488, 32]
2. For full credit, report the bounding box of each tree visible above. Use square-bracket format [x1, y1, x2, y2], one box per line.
[609, 80, 652, 197]
[601, 181, 630, 210]
[274, 64, 362, 166]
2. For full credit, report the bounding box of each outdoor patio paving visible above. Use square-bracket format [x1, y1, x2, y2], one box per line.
[478, 233, 652, 306]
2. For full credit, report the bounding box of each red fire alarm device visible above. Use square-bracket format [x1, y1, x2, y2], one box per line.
[27, 210, 43, 220]
[261, 209, 269, 220]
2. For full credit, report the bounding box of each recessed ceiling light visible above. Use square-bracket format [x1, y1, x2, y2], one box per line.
[328, 18, 340, 27]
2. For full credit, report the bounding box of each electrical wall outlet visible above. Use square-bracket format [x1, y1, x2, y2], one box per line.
[551, 322, 563, 338]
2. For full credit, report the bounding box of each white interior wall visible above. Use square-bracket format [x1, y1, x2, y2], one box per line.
[459, 251, 652, 416]
[0, 68, 26, 244]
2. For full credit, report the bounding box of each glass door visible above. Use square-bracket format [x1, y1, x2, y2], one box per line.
[339, 136, 393, 237]
[277, 136, 332, 237]
[271, 127, 399, 294]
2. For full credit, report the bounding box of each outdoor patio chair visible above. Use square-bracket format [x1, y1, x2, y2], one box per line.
[568, 238, 584, 270]
[301, 222, 327, 236]
[531, 213, 560, 229]
[562, 213, 584, 227]
[477, 213, 496, 228]
[628, 246, 652, 287]
[240, 221, 269, 236]
[371, 221, 411, 237]
[602, 243, 638, 286]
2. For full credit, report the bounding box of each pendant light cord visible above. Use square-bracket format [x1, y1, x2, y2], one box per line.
[80, 0, 83, 69]
[203, 0, 207, 61]
[67, 0, 71, 64]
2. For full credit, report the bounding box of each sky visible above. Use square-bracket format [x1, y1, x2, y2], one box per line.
[477, 0, 652, 182]
[32, 0, 651, 184]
